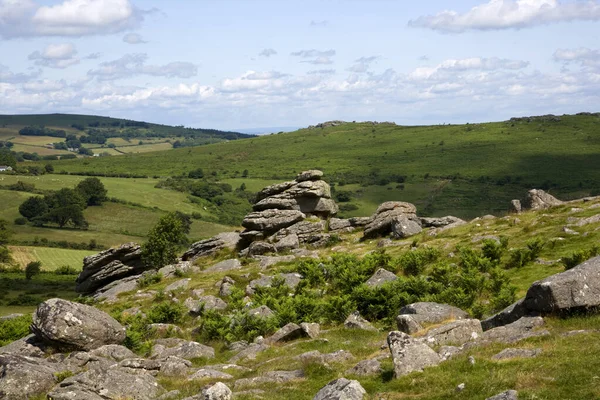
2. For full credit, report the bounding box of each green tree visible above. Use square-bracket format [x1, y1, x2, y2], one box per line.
[141, 212, 187, 268]
[19, 197, 48, 220]
[0, 219, 11, 245]
[242, 169, 249, 178]
[188, 168, 204, 179]
[0, 148, 17, 169]
[25, 261, 41, 280]
[37, 189, 88, 228]
[44, 163, 54, 173]
[76, 177, 108, 206]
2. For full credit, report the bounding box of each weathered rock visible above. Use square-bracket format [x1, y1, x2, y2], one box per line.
[158, 260, 197, 279]
[297, 350, 354, 365]
[438, 345, 462, 361]
[153, 339, 215, 360]
[204, 259, 242, 273]
[185, 295, 228, 315]
[391, 214, 422, 238]
[420, 216, 466, 228]
[92, 274, 140, 302]
[0, 334, 48, 357]
[160, 356, 193, 376]
[76, 242, 145, 294]
[396, 314, 423, 334]
[201, 382, 232, 400]
[31, 298, 126, 351]
[247, 241, 277, 256]
[524, 256, 600, 314]
[273, 233, 300, 252]
[228, 343, 268, 363]
[188, 369, 233, 381]
[248, 305, 275, 320]
[253, 178, 337, 217]
[242, 209, 306, 233]
[267, 323, 305, 343]
[165, 278, 191, 292]
[256, 181, 297, 202]
[523, 189, 563, 210]
[363, 202, 418, 239]
[0, 314, 23, 321]
[89, 344, 136, 361]
[182, 232, 241, 262]
[119, 357, 161, 372]
[346, 359, 382, 376]
[482, 316, 548, 344]
[486, 390, 519, 400]
[301, 322, 320, 338]
[344, 311, 377, 331]
[398, 302, 469, 325]
[422, 319, 482, 347]
[329, 218, 353, 232]
[0, 354, 60, 399]
[254, 255, 296, 269]
[575, 213, 600, 227]
[365, 268, 397, 288]
[492, 348, 542, 360]
[296, 170, 324, 182]
[246, 273, 303, 295]
[387, 331, 441, 378]
[313, 378, 366, 400]
[48, 366, 163, 400]
[481, 299, 529, 331]
[271, 220, 327, 243]
[234, 370, 305, 389]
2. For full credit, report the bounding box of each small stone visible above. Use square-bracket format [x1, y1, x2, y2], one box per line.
[456, 383, 466, 392]
[468, 356, 475, 365]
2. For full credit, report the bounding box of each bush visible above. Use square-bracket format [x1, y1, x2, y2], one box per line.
[562, 245, 600, 270]
[147, 301, 185, 324]
[0, 314, 32, 346]
[54, 265, 79, 275]
[137, 272, 162, 288]
[14, 217, 27, 225]
[395, 247, 440, 276]
[25, 261, 42, 280]
[7, 293, 43, 306]
[141, 213, 187, 268]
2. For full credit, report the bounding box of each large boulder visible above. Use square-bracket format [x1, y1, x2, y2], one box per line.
[481, 299, 530, 331]
[420, 216, 465, 228]
[523, 189, 563, 210]
[363, 202, 418, 239]
[181, 232, 241, 262]
[0, 354, 60, 399]
[31, 298, 126, 351]
[398, 302, 469, 325]
[481, 316, 549, 344]
[365, 268, 398, 288]
[387, 331, 441, 378]
[75, 242, 145, 294]
[202, 382, 232, 400]
[524, 255, 600, 313]
[421, 319, 483, 347]
[313, 378, 366, 400]
[391, 214, 422, 238]
[242, 209, 305, 233]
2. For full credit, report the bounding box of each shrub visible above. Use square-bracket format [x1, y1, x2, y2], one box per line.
[141, 213, 187, 268]
[147, 301, 185, 324]
[395, 247, 440, 276]
[137, 272, 162, 288]
[562, 245, 600, 270]
[54, 265, 79, 275]
[0, 314, 32, 346]
[14, 217, 27, 225]
[25, 261, 42, 280]
[7, 293, 43, 306]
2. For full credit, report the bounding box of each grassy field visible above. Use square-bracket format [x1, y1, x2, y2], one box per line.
[40, 113, 600, 218]
[7, 246, 94, 271]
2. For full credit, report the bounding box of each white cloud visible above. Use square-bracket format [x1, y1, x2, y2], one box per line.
[88, 53, 198, 80]
[259, 48, 277, 57]
[0, 0, 145, 38]
[28, 43, 80, 68]
[348, 56, 379, 73]
[554, 47, 600, 69]
[23, 79, 67, 92]
[0, 64, 41, 83]
[409, 0, 600, 33]
[123, 32, 147, 44]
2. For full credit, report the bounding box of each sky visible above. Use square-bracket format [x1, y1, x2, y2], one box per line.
[1, 0, 600, 130]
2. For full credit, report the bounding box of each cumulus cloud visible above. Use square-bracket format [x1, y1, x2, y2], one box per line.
[409, 0, 600, 33]
[0, 64, 41, 83]
[259, 48, 277, 57]
[88, 53, 198, 80]
[123, 32, 147, 44]
[28, 43, 79, 69]
[0, 0, 146, 38]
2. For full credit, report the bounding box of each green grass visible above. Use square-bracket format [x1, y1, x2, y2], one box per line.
[7, 246, 94, 271]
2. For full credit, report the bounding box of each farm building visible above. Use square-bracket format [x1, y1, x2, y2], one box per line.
[0, 166, 13, 172]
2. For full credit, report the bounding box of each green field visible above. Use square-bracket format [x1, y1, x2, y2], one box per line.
[8, 246, 94, 271]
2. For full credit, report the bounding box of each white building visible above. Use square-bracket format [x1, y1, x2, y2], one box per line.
[0, 166, 13, 172]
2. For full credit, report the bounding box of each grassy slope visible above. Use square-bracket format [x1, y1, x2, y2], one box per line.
[42, 114, 600, 218]
[7, 246, 95, 271]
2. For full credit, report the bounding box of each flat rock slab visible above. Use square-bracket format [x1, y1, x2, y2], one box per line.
[234, 370, 305, 389]
[492, 348, 542, 360]
[346, 359, 382, 376]
[422, 319, 483, 347]
[204, 258, 242, 273]
[0, 354, 61, 400]
[486, 390, 519, 400]
[387, 331, 441, 378]
[398, 302, 469, 325]
[313, 378, 366, 400]
[481, 317, 549, 344]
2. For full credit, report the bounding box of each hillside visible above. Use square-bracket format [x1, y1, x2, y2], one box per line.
[1, 171, 600, 399]
[40, 112, 600, 218]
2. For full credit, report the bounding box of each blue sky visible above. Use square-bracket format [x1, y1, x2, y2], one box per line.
[1, 0, 600, 130]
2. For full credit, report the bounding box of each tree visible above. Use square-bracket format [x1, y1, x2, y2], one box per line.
[25, 261, 41, 280]
[38, 188, 88, 228]
[78, 147, 94, 156]
[242, 169, 249, 178]
[19, 197, 48, 220]
[44, 163, 54, 173]
[0, 148, 16, 169]
[76, 177, 107, 206]
[188, 168, 204, 179]
[0, 219, 11, 245]
[141, 213, 187, 268]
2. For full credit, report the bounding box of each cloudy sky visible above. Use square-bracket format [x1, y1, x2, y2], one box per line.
[1, 0, 599, 130]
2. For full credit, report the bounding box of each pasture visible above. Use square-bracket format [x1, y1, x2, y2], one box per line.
[7, 246, 93, 271]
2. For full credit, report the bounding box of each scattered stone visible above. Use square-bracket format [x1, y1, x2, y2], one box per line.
[365, 268, 398, 288]
[422, 319, 483, 347]
[246, 273, 303, 295]
[344, 311, 377, 331]
[0, 354, 60, 399]
[396, 314, 423, 334]
[313, 378, 366, 400]
[346, 359, 382, 376]
[509, 200, 522, 214]
[153, 339, 215, 360]
[188, 368, 233, 380]
[492, 348, 542, 360]
[523, 189, 563, 210]
[456, 383, 466, 392]
[89, 344, 136, 362]
[438, 346, 462, 361]
[159, 260, 197, 279]
[398, 302, 469, 325]
[205, 258, 242, 273]
[481, 317, 549, 344]
[247, 240, 277, 256]
[165, 278, 191, 292]
[254, 255, 296, 269]
[234, 370, 305, 389]
[363, 201, 418, 239]
[468, 356, 476, 365]
[185, 295, 228, 315]
[31, 298, 126, 351]
[486, 390, 519, 400]
[387, 331, 441, 378]
[300, 322, 320, 338]
[391, 214, 423, 238]
[0, 314, 23, 321]
[481, 299, 529, 331]
[562, 226, 579, 235]
[228, 343, 269, 363]
[248, 305, 275, 320]
[420, 216, 465, 228]
[575, 214, 600, 227]
[181, 232, 241, 262]
[92, 275, 140, 302]
[202, 382, 232, 400]
[267, 323, 305, 343]
[273, 233, 300, 252]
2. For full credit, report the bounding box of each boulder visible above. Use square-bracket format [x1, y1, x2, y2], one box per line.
[152, 339, 215, 360]
[296, 350, 353, 365]
[363, 202, 418, 239]
[420, 216, 465, 228]
[0, 334, 48, 357]
[254, 255, 296, 269]
[181, 232, 241, 262]
[201, 382, 232, 400]
[523, 189, 563, 210]
[75, 242, 145, 294]
[89, 344, 136, 362]
[266, 323, 305, 343]
[344, 311, 377, 331]
[510, 200, 522, 214]
[255, 181, 297, 202]
[189, 295, 228, 313]
[422, 319, 482, 347]
[524, 255, 600, 313]
[481, 299, 530, 331]
[246, 273, 303, 295]
[387, 331, 441, 378]
[234, 370, 305, 389]
[481, 316, 549, 344]
[492, 348, 542, 361]
[270, 220, 327, 243]
[0, 354, 60, 399]
[91, 274, 140, 302]
[365, 268, 398, 288]
[188, 368, 233, 380]
[391, 214, 422, 238]
[228, 343, 268, 363]
[165, 278, 191, 292]
[242, 209, 305, 233]
[160, 356, 193, 376]
[398, 302, 469, 325]
[31, 298, 126, 351]
[204, 258, 242, 273]
[158, 260, 197, 279]
[396, 314, 423, 335]
[273, 233, 300, 252]
[313, 378, 366, 400]
[253, 179, 337, 217]
[301, 322, 320, 338]
[148, 323, 184, 338]
[248, 305, 275, 320]
[328, 218, 353, 232]
[48, 366, 163, 400]
[247, 241, 277, 256]
[486, 390, 519, 400]
[346, 359, 382, 376]
[296, 170, 324, 182]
